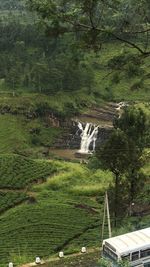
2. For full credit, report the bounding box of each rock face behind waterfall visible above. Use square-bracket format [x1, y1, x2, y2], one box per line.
[72, 122, 112, 151]
[52, 103, 121, 151]
[53, 121, 113, 150]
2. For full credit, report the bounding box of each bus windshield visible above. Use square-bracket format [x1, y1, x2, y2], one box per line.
[103, 245, 118, 261]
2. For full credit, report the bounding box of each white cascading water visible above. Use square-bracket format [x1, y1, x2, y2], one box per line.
[78, 122, 99, 154]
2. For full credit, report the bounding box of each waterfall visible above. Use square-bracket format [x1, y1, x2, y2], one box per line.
[78, 122, 99, 154]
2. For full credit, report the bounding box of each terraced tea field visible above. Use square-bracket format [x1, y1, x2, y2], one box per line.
[0, 154, 56, 189]
[0, 191, 28, 213]
[0, 156, 112, 265]
[0, 154, 149, 266]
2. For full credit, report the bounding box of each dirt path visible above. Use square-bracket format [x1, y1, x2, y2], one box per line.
[20, 248, 100, 267]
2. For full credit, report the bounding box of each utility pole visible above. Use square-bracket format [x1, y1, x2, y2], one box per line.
[101, 191, 112, 243]
[101, 192, 106, 242]
[106, 191, 112, 238]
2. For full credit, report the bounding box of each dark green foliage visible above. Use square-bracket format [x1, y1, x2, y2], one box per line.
[130, 79, 144, 91]
[98, 258, 130, 267]
[29, 0, 150, 56]
[96, 107, 149, 223]
[108, 53, 145, 80]
[108, 54, 128, 70]
[108, 53, 142, 70]
[114, 107, 148, 149]
[0, 19, 94, 94]
[114, 107, 149, 203]
[96, 129, 130, 174]
[96, 129, 130, 225]
[0, 154, 56, 189]
[0, 191, 28, 213]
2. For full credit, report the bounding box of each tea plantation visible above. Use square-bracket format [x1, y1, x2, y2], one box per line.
[0, 154, 56, 189]
[0, 156, 149, 266]
[0, 159, 110, 265]
[0, 191, 28, 213]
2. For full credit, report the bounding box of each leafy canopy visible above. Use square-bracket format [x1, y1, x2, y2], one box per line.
[114, 107, 148, 149]
[29, 0, 150, 55]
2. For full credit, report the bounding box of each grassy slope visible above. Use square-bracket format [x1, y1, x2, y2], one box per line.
[0, 154, 56, 216]
[0, 114, 30, 153]
[0, 41, 149, 155]
[0, 88, 149, 157]
[0, 155, 149, 266]
[92, 44, 150, 101]
[0, 113, 61, 157]
[0, 154, 56, 188]
[41, 251, 100, 267]
[0, 156, 112, 265]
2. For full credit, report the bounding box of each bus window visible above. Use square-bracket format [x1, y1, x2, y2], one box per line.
[141, 249, 150, 258]
[132, 251, 139, 261]
[103, 245, 118, 261]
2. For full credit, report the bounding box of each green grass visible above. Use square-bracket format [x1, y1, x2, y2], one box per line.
[92, 44, 150, 102]
[0, 114, 30, 153]
[0, 112, 62, 156]
[0, 158, 148, 265]
[0, 91, 96, 156]
[134, 102, 150, 116]
[42, 251, 99, 267]
[0, 160, 110, 265]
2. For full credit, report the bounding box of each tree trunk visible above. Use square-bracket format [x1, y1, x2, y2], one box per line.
[130, 169, 135, 202]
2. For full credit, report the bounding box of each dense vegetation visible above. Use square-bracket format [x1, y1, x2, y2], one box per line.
[0, 0, 150, 102]
[0, 0, 149, 266]
[0, 160, 104, 264]
[0, 154, 56, 188]
[0, 191, 28, 213]
[96, 107, 150, 226]
[0, 158, 148, 265]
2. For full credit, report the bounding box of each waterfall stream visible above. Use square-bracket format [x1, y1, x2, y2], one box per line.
[78, 122, 99, 154]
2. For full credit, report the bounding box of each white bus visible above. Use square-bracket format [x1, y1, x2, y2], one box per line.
[102, 228, 150, 267]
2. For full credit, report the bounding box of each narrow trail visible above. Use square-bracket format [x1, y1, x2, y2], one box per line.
[20, 248, 100, 267]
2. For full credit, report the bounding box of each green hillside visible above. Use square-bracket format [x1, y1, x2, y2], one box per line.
[0, 156, 108, 265]
[0, 154, 56, 188]
[0, 155, 148, 265]
[93, 44, 150, 101]
[0, 0, 150, 266]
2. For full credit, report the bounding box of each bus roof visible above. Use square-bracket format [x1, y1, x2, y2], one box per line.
[103, 227, 150, 255]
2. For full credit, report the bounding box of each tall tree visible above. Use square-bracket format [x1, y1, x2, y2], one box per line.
[96, 107, 149, 223]
[114, 107, 148, 150]
[96, 129, 130, 226]
[114, 107, 149, 201]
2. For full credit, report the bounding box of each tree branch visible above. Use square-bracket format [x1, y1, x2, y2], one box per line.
[128, 28, 150, 34]
[74, 22, 150, 56]
[110, 32, 150, 56]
